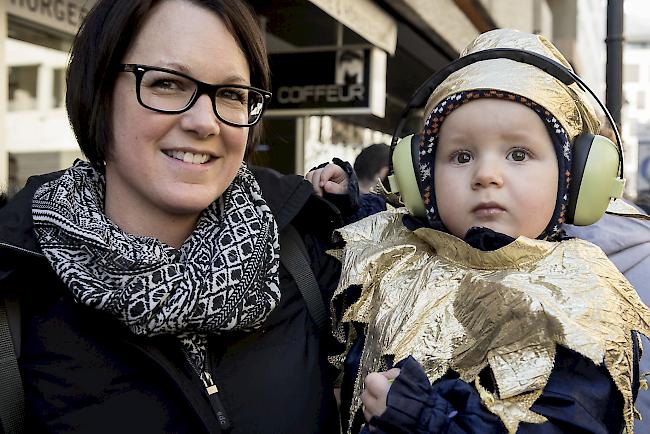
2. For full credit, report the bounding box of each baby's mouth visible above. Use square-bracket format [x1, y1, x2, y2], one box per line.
[163, 150, 211, 165]
[472, 202, 505, 217]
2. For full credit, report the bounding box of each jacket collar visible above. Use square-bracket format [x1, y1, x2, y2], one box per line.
[249, 165, 343, 233]
[0, 171, 64, 257]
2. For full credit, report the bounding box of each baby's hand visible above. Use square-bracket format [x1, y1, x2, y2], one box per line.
[305, 163, 349, 196]
[361, 368, 401, 423]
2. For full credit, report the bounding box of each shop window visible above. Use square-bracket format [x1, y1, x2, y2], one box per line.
[8, 65, 38, 111]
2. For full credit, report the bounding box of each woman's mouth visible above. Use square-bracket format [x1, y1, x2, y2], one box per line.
[163, 150, 211, 165]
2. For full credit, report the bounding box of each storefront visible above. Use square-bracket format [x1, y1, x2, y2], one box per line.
[0, 0, 95, 194]
[248, 0, 455, 175]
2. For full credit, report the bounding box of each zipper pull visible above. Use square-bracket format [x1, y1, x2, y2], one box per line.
[204, 373, 231, 431]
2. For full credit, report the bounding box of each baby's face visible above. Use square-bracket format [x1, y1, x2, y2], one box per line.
[434, 98, 558, 239]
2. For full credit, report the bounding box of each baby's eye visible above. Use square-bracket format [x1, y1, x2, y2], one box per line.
[454, 151, 472, 164]
[508, 149, 529, 162]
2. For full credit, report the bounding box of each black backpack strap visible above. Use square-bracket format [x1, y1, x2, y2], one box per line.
[0, 296, 25, 434]
[279, 225, 328, 333]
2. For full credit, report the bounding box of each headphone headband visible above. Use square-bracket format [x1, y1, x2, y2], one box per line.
[390, 48, 623, 178]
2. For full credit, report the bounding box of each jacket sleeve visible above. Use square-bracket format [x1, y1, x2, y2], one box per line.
[363, 356, 504, 434]
[366, 347, 628, 434]
[519, 346, 626, 434]
[320, 158, 361, 221]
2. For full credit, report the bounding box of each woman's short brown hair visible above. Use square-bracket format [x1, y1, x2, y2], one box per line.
[66, 0, 270, 170]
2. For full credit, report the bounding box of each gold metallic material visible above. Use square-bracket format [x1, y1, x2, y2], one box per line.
[606, 199, 650, 220]
[423, 28, 600, 143]
[371, 178, 403, 209]
[332, 208, 650, 434]
[475, 379, 547, 433]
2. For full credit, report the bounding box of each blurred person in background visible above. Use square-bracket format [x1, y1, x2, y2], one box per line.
[353, 143, 390, 194]
[342, 143, 391, 221]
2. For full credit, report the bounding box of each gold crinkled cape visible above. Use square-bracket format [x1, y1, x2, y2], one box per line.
[331, 208, 650, 434]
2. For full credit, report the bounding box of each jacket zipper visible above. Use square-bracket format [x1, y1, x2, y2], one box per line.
[184, 344, 231, 431]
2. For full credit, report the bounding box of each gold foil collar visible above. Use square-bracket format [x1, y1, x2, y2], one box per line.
[476, 380, 547, 434]
[606, 199, 650, 220]
[423, 28, 600, 142]
[414, 228, 552, 269]
[332, 209, 650, 434]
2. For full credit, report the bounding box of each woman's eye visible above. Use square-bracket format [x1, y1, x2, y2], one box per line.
[508, 149, 529, 162]
[220, 89, 247, 104]
[151, 79, 182, 92]
[454, 151, 472, 164]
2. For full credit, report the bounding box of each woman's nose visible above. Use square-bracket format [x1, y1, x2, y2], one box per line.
[180, 94, 220, 138]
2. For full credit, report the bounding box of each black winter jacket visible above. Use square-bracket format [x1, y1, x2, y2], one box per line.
[0, 167, 342, 434]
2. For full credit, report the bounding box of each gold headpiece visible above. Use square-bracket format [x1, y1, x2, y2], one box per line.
[424, 28, 600, 142]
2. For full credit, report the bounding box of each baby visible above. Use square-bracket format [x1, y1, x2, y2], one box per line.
[331, 29, 650, 434]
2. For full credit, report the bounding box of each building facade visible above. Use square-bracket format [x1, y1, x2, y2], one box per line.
[0, 0, 94, 195]
[0, 0, 623, 197]
[624, 0, 650, 198]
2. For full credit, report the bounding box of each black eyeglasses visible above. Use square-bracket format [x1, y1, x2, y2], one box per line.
[119, 64, 271, 127]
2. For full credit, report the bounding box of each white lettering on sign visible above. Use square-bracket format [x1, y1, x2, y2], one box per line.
[276, 84, 365, 105]
[8, 0, 94, 35]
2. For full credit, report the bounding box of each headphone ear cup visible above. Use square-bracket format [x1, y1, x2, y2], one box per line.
[567, 134, 625, 225]
[387, 134, 427, 217]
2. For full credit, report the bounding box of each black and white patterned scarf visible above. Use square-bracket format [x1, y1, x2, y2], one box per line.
[32, 160, 280, 383]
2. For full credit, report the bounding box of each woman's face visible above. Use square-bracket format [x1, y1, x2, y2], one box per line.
[106, 0, 250, 225]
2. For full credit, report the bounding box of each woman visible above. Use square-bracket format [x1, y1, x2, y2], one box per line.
[0, 0, 344, 432]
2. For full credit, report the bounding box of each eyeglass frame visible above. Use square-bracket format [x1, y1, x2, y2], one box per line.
[119, 63, 272, 127]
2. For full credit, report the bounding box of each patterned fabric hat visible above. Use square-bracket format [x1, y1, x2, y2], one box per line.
[419, 89, 572, 240]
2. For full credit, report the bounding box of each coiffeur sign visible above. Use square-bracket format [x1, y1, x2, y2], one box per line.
[266, 47, 387, 117]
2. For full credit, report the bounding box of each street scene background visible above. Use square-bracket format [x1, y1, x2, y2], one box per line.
[0, 0, 648, 204]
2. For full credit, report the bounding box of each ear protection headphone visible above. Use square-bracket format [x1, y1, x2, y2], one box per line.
[387, 48, 626, 226]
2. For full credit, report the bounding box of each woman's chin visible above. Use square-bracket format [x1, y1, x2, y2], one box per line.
[156, 191, 219, 218]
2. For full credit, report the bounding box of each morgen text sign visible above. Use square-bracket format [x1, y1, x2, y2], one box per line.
[8, 0, 95, 35]
[266, 47, 386, 117]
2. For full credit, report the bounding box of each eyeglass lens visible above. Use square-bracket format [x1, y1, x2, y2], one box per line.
[139, 69, 265, 125]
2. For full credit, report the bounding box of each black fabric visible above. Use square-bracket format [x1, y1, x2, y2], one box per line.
[0, 298, 24, 434]
[0, 172, 63, 258]
[279, 224, 328, 332]
[364, 347, 626, 434]
[363, 356, 503, 434]
[0, 169, 343, 434]
[346, 194, 387, 225]
[463, 227, 515, 251]
[323, 158, 360, 220]
[307, 158, 360, 222]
